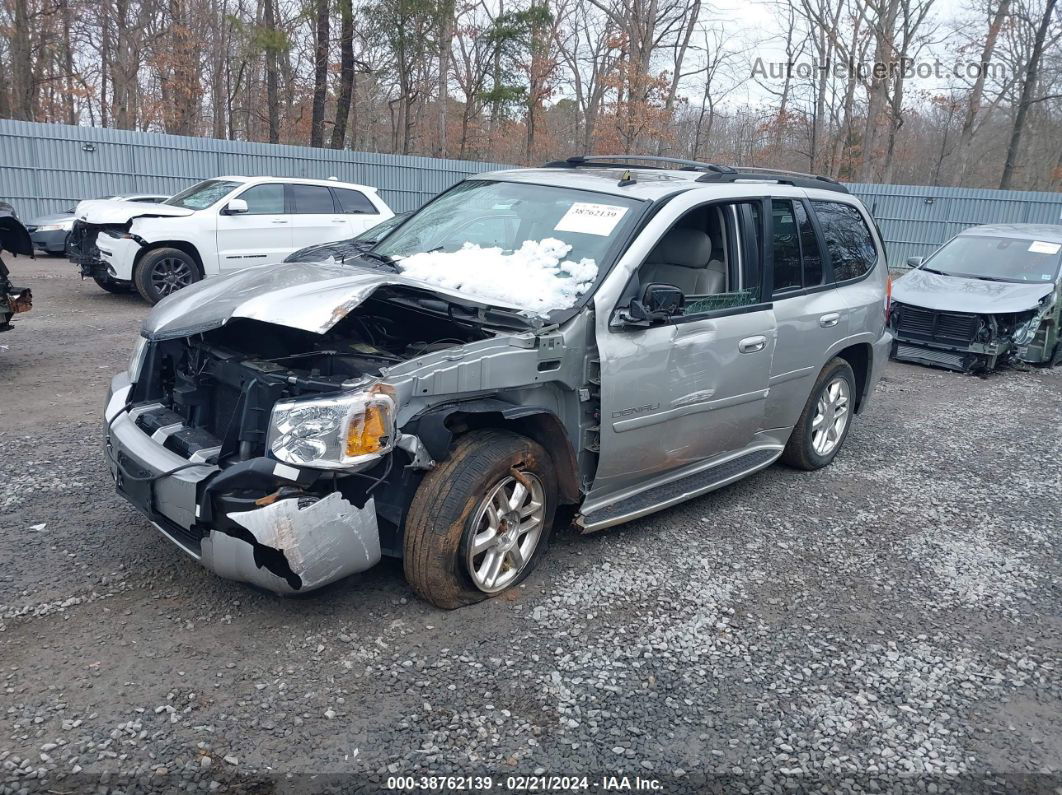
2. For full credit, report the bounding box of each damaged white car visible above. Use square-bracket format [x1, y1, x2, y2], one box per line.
[891, 224, 1062, 372]
[68, 176, 393, 303]
[104, 157, 891, 607]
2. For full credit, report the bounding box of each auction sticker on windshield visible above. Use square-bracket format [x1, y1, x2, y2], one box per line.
[554, 202, 628, 236]
[1028, 241, 1061, 255]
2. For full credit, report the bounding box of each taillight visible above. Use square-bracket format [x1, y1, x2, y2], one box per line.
[884, 275, 893, 323]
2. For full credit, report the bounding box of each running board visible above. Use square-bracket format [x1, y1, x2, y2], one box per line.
[576, 447, 781, 533]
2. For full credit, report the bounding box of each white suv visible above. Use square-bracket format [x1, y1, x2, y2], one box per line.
[68, 176, 393, 303]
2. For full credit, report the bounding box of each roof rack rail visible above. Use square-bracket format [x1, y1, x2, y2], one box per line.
[695, 166, 849, 194]
[541, 155, 737, 175]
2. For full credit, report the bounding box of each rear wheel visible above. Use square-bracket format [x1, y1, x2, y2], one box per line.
[403, 429, 557, 609]
[781, 357, 856, 470]
[134, 247, 200, 304]
[92, 274, 133, 294]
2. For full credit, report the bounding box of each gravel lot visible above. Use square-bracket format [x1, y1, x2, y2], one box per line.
[1, 256, 1060, 793]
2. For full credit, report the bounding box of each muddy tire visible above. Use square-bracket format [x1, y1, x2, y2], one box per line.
[134, 247, 200, 304]
[92, 274, 133, 294]
[781, 357, 856, 471]
[403, 429, 557, 609]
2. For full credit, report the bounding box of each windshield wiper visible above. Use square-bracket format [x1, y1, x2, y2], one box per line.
[353, 249, 399, 271]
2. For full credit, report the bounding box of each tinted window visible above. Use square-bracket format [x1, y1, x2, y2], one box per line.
[238, 184, 285, 215]
[292, 185, 336, 214]
[771, 201, 802, 292]
[795, 202, 823, 285]
[812, 200, 877, 281]
[333, 188, 377, 214]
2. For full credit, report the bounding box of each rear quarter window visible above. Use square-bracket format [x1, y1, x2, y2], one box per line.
[811, 200, 877, 282]
[333, 188, 378, 214]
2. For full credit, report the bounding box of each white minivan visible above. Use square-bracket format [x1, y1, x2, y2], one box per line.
[68, 176, 393, 303]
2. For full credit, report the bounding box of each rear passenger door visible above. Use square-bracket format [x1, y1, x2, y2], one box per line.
[332, 187, 386, 236]
[289, 184, 349, 249]
[762, 197, 850, 431]
[810, 199, 883, 347]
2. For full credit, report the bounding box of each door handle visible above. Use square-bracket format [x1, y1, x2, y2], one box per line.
[819, 312, 841, 328]
[271, 219, 289, 224]
[738, 335, 767, 353]
[331, 218, 347, 224]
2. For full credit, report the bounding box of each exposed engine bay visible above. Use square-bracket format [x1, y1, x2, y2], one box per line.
[128, 295, 491, 464]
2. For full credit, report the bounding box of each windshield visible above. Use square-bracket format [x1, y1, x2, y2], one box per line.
[375, 180, 641, 314]
[924, 235, 1062, 284]
[165, 179, 243, 211]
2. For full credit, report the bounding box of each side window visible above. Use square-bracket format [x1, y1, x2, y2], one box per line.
[771, 201, 802, 292]
[333, 188, 377, 214]
[237, 184, 285, 215]
[291, 184, 337, 214]
[633, 201, 762, 317]
[811, 200, 877, 281]
[771, 200, 825, 296]
[796, 203, 823, 285]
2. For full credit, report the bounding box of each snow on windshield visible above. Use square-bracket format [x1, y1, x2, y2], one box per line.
[396, 238, 598, 314]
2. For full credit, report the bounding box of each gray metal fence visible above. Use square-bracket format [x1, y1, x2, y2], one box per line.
[2, 119, 1060, 265]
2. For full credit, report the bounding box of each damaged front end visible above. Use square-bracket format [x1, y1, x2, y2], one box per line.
[890, 294, 1057, 373]
[104, 266, 503, 593]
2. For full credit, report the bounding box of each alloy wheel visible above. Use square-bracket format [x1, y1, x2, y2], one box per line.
[151, 257, 195, 296]
[466, 471, 545, 593]
[811, 376, 851, 456]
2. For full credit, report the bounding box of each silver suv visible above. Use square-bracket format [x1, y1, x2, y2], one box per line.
[104, 157, 892, 608]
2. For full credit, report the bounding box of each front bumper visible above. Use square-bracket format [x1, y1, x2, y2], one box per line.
[890, 334, 1009, 372]
[104, 373, 382, 593]
[96, 235, 140, 281]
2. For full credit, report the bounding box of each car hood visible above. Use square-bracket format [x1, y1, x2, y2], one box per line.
[27, 212, 73, 226]
[142, 260, 531, 340]
[75, 199, 194, 225]
[892, 268, 1055, 314]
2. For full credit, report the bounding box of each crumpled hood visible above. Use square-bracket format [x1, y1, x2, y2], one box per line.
[893, 268, 1054, 314]
[75, 199, 193, 225]
[142, 260, 528, 340]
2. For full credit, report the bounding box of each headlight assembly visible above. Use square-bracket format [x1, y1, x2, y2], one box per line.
[36, 220, 74, 232]
[127, 336, 149, 384]
[267, 385, 396, 470]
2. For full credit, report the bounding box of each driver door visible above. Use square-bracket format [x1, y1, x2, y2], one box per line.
[216, 183, 291, 271]
[589, 198, 777, 501]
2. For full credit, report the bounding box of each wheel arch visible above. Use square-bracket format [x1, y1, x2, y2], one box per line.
[134, 240, 205, 277]
[834, 342, 872, 412]
[408, 399, 582, 504]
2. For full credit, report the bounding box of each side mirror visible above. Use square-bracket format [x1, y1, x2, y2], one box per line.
[224, 198, 248, 215]
[621, 283, 685, 326]
[906, 256, 924, 268]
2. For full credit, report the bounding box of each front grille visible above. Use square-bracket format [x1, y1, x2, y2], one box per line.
[896, 305, 979, 345]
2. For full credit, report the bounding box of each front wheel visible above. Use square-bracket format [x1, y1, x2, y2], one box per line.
[781, 357, 856, 470]
[134, 247, 200, 304]
[403, 429, 557, 609]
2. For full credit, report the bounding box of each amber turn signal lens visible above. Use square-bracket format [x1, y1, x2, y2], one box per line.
[344, 403, 391, 458]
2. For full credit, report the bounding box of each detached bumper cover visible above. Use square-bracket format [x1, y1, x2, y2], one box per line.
[104, 373, 382, 593]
